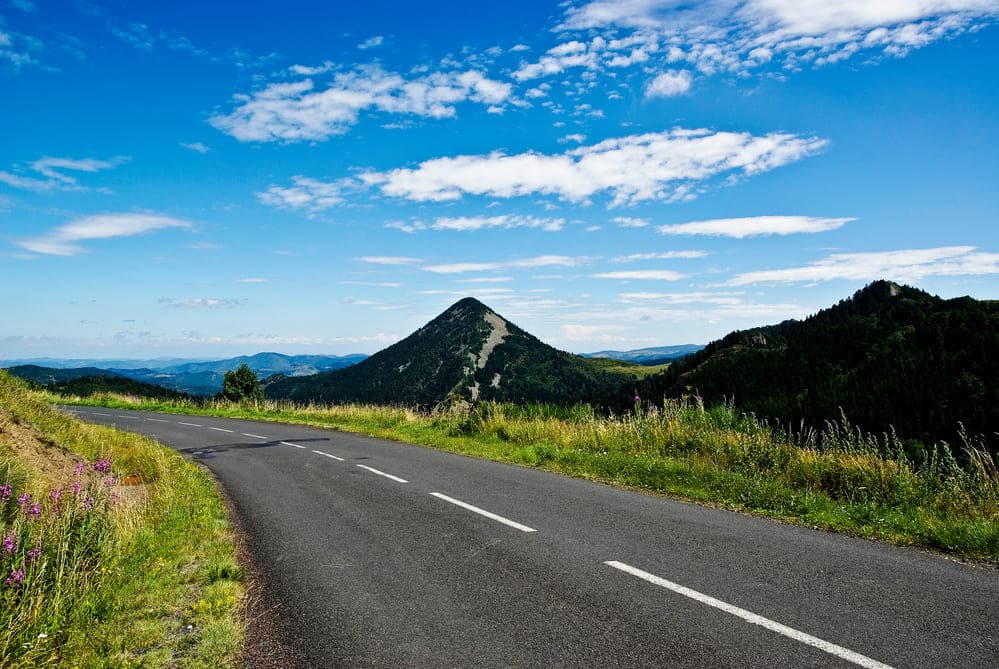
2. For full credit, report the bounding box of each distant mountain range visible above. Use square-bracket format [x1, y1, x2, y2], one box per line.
[265, 297, 646, 406]
[581, 345, 703, 365]
[4, 352, 368, 396]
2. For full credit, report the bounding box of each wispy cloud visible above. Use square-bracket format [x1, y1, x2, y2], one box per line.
[727, 246, 999, 285]
[658, 215, 854, 238]
[257, 176, 349, 215]
[431, 215, 565, 232]
[362, 128, 826, 207]
[592, 270, 688, 280]
[613, 216, 651, 228]
[180, 142, 209, 154]
[210, 65, 513, 142]
[159, 297, 243, 309]
[357, 256, 422, 265]
[236, 277, 268, 283]
[17, 213, 193, 256]
[0, 156, 128, 192]
[423, 254, 587, 274]
[612, 251, 707, 262]
[357, 35, 385, 50]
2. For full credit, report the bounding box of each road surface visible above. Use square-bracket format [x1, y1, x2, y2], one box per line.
[66, 406, 998, 668]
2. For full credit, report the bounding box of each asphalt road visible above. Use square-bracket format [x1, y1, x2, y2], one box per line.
[66, 406, 997, 668]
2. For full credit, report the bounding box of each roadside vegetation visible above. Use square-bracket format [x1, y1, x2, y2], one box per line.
[0, 372, 244, 667]
[53, 390, 999, 562]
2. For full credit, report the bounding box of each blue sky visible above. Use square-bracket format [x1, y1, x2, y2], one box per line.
[2, 0, 998, 359]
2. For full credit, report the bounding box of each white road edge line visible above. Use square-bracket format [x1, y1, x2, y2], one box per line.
[603, 561, 895, 669]
[146, 418, 169, 423]
[93, 412, 111, 416]
[429, 492, 536, 533]
[116, 415, 136, 419]
[280, 441, 307, 450]
[356, 464, 408, 483]
[209, 427, 234, 433]
[312, 450, 345, 461]
[179, 422, 202, 427]
[242, 433, 267, 439]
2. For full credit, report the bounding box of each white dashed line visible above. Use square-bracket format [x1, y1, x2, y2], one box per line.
[93, 413, 112, 417]
[243, 433, 267, 439]
[312, 450, 345, 461]
[209, 427, 234, 433]
[603, 561, 894, 669]
[146, 418, 168, 423]
[179, 422, 202, 427]
[429, 492, 536, 533]
[356, 464, 408, 483]
[116, 415, 136, 419]
[280, 441, 307, 449]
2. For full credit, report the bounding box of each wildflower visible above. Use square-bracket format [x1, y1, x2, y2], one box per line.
[105, 476, 117, 486]
[48, 488, 63, 503]
[26, 546, 41, 564]
[92, 459, 112, 473]
[71, 481, 82, 495]
[17, 492, 30, 506]
[0, 484, 11, 501]
[5, 568, 25, 587]
[82, 496, 95, 511]
[73, 462, 85, 476]
[26, 503, 41, 520]
[2, 534, 16, 554]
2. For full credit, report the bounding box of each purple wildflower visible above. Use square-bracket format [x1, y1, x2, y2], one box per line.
[92, 459, 112, 474]
[48, 488, 63, 503]
[82, 496, 94, 511]
[0, 484, 11, 501]
[17, 492, 30, 506]
[104, 476, 117, 487]
[26, 546, 41, 564]
[73, 462, 85, 476]
[26, 503, 42, 520]
[5, 568, 25, 587]
[2, 534, 16, 555]
[70, 481, 82, 496]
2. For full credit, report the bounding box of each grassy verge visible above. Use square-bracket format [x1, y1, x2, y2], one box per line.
[52, 391, 999, 563]
[1, 373, 244, 667]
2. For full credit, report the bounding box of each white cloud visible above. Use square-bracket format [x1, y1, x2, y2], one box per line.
[592, 270, 688, 280]
[339, 280, 403, 288]
[210, 66, 513, 143]
[658, 215, 854, 238]
[357, 256, 423, 265]
[236, 277, 269, 283]
[18, 213, 192, 256]
[180, 142, 209, 154]
[612, 250, 707, 262]
[613, 216, 650, 228]
[727, 246, 999, 285]
[557, 1, 999, 74]
[256, 176, 350, 214]
[431, 215, 565, 232]
[617, 291, 746, 305]
[160, 297, 242, 309]
[560, 323, 628, 342]
[357, 35, 385, 50]
[423, 254, 586, 274]
[0, 156, 127, 192]
[558, 133, 587, 143]
[646, 70, 692, 97]
[362, 128, 826, 207]
[385, 220, 427, 234]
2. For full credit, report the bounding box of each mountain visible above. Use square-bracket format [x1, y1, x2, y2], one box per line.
[5, 365, 126, 385]
[47, 375, 193, 401]
[1, 357, 210, 370]
[265, 297, 640, 406]
[3, 353, 368, 396]
[637, 281, 999, 452]
[582, 345, 703, 365]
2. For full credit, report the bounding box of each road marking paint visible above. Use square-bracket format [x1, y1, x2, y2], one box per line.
[146, 418, 168, 423]
[356, 464, 408, 483]
[93, 413, 112, 416]
[280, 441, 307, 449]
[179, 422, 202, 427]
[312, 450, 345, 461]
[116, 415, 136, 419]
[242, 433, 267, 439]
[603, 561, 894, 669]
[209, 427, 234, 433]
[429, 492, 536, 533]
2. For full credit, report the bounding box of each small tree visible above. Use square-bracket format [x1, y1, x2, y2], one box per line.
[222, 364, 263, 403]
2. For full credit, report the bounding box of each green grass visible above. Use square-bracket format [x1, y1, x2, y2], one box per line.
[54, 390, 999, 563]
[0, 373, 244, 667]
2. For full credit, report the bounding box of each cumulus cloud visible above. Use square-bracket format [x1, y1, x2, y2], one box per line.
[658, 215, 853, 238]
[557, 0, 999, 73]
[210, 66, 514, 142]
[727, 246, 999, 285]
[646, 70, 692, 97]
[256, 176, 350, 215]
[362, 128, 826, 207]
[18, 213, 193, 256]
[613, 216, 651, 228]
